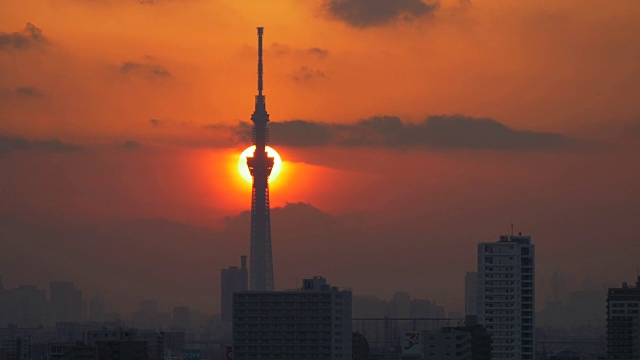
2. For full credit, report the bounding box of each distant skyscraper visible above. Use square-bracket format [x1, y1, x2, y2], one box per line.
[549, 271, 567, 303]
[172, 306, 191, 329]
[465, 271, 478, 316]
[233, 276, 352, 359]
[0, 284, 47, 327]
[49, 281, 86, 324]
[477, 234, 535, 360]
[391, 291, 411, 318]
[221, 255, 248, 322]
[606, 276, 640, 360]
[247, 27, 275, 291]
[89, 296, 106, 322]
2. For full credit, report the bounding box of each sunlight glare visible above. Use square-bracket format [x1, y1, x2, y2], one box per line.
[238, 146, 282, 184]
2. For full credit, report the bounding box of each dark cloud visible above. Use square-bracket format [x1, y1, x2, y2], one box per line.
[0, 23, 47, 51]
[268, 43, 329, 59]
[0, 135, 83, 155]
[118, 140, 142, 150]
[148, 118, 190, 128]
[325, 0, 439, 28]
[271, 120, 333, 147]
[307, 47, 329, 59]
[292, 66, 327, 84]
[224, 115, 572, 151]
[149, 119, 164, 127]
[15, 87, 45, 98]
[120, 61, 171, 79]
[137, 0, 186, 3]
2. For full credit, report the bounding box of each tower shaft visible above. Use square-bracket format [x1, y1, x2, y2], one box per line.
[247, 27, 274, 291]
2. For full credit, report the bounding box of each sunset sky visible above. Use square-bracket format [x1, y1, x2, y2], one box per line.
[1, 0, 639, 314]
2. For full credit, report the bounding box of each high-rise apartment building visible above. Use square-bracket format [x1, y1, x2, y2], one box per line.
[232, 276, 352, 359]
[606, 276, 640, 360]
[465, 272, 478, 317]
[477, 234, 535, 360]
[221, 256, 249, 322]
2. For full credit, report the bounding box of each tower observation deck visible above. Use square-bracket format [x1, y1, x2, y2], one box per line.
[246, 27, 275, 291]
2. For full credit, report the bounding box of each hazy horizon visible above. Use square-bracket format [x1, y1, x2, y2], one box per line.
[1, 0, 639, 317]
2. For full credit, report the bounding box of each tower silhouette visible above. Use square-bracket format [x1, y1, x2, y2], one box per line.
[247, 27, 275, 291]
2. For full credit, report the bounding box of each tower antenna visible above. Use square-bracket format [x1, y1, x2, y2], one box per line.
[257, 27, 264, 96]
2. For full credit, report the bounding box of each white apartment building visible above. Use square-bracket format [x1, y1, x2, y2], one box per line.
[478, 234, 535, 360]
[232, 276, 352, 359]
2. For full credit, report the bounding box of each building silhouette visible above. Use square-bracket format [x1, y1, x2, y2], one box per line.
[131, 300, 170, 330]
[171, 306, 191, 330]
[232, 276, 352, 359]
[49, 282, 86, 324]
[477, 234, 535, 360]
[352, 332, 369, 360]
[390, 291, 411, 318]
[606, 276, 640, 359]
[221, 256, 248, 322]
[0, 284, 47, 327]
[424, 317, 492, 360]
[96, 340, 148, 360]
[246, 27, 275, 291]
[465, 271, 478, 317]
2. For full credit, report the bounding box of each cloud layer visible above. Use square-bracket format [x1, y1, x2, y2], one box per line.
[120, 61, 171, 79]
[325, 0, 439, 27]
[0, 23, 47, 51]
[0, 135, 83, 155]
[227, 115, 571, 151]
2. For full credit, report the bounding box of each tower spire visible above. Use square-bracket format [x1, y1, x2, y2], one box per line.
[257, 27, 264, 97]
[247, 27, 275, 291]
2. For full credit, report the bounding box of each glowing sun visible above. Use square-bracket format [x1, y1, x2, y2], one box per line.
[238, 146, 282, 184]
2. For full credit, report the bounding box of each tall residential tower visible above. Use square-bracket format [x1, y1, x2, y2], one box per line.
[247, 27, 275, 291]
[606, 276, 640, 359]
[478, 234, 535, 360]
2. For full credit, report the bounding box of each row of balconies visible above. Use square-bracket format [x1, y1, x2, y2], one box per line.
[234, 345, 332, 352]
[234, 310, 334, 315]
[234, 338, 334, 344]
[608, 317, 638, 322]
[234, 303, 334, 308]
[485, 303, 515, 308]
[234, 316, 333, 322]
[233, 329, 338, 335]
[606, 329, 636, 334]
[233, 334, 337, 339]
[234, 354, 332, 359]
[234, 323, 333, 328]
[607, 335, 636, 340]
[235, 293, 334, 300]
[486, 311, 516, 315]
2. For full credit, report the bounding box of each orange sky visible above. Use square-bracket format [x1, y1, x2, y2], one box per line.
[1, 0, 640, 314]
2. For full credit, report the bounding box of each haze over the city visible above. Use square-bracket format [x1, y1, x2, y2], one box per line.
[1, 0, 639, 315]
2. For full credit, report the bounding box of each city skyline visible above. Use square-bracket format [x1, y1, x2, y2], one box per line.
[1, 0, 640, 317]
